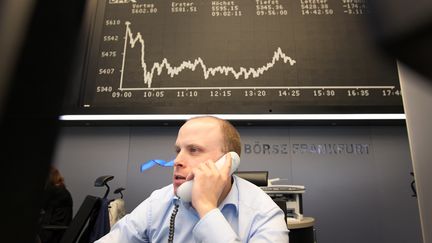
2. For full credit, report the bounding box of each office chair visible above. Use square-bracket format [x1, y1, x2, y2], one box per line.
[59, 195, 101, 243]
[59, 175, 115, 243]
[113, 187, 125, 199]
[95, 175, 114, 199]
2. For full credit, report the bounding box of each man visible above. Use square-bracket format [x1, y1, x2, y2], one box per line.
[96, 116, 289, 242]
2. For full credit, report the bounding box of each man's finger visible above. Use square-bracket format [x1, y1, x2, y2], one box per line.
[219, 153, 232, 177]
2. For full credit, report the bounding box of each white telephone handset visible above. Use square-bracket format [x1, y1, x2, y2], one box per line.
[176, 151, 240, 202]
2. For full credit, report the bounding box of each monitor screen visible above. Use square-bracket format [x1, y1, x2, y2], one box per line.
[62, 0, 403, 122]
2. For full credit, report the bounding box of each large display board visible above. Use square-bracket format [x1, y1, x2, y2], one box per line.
[67, 0, 403, 119]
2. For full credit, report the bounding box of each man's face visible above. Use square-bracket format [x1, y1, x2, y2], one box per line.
[172, 118, 225, 193]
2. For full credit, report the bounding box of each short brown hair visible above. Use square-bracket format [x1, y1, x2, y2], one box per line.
[219, 119, 241, 156]
[188, 116, 241, 156]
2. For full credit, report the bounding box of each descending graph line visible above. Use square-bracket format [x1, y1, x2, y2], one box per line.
[119, 21, 297, 89]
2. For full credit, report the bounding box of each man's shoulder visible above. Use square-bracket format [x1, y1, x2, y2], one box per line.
[147, 184, 174, 202]
[234, 176, 277, 211]
[132, 184, 174, 214]
[234, 175, 266, 193]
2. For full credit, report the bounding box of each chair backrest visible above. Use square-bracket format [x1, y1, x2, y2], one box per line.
[60, 195, 101, 243]
[234, 171, 268, 186]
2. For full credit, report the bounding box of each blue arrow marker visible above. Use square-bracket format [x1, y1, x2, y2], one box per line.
[140, 159, 174, 172]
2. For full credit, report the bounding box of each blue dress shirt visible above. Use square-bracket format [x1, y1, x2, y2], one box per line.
[96, 175, 289, 242]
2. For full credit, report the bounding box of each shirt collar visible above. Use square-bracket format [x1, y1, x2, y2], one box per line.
[218, 175, 239, 213]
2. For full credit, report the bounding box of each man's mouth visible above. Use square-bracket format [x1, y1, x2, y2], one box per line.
[174, 174, 187, 185]
[174, 175, 186, 180]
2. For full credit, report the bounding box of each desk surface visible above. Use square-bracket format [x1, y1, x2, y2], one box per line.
[287, 217, 315, 229]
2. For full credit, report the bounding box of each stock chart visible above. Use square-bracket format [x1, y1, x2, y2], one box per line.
[77, 0, 402, 116]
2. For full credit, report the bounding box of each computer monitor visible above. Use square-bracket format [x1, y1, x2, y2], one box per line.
[234, 171, 268, 187]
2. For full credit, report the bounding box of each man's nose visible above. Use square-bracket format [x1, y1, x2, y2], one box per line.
[173, 153, 184, 168]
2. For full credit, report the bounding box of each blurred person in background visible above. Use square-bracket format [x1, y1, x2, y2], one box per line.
[39, 166, 73, 243]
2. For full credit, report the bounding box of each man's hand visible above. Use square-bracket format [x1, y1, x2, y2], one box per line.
[185, 153, 232, 218]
